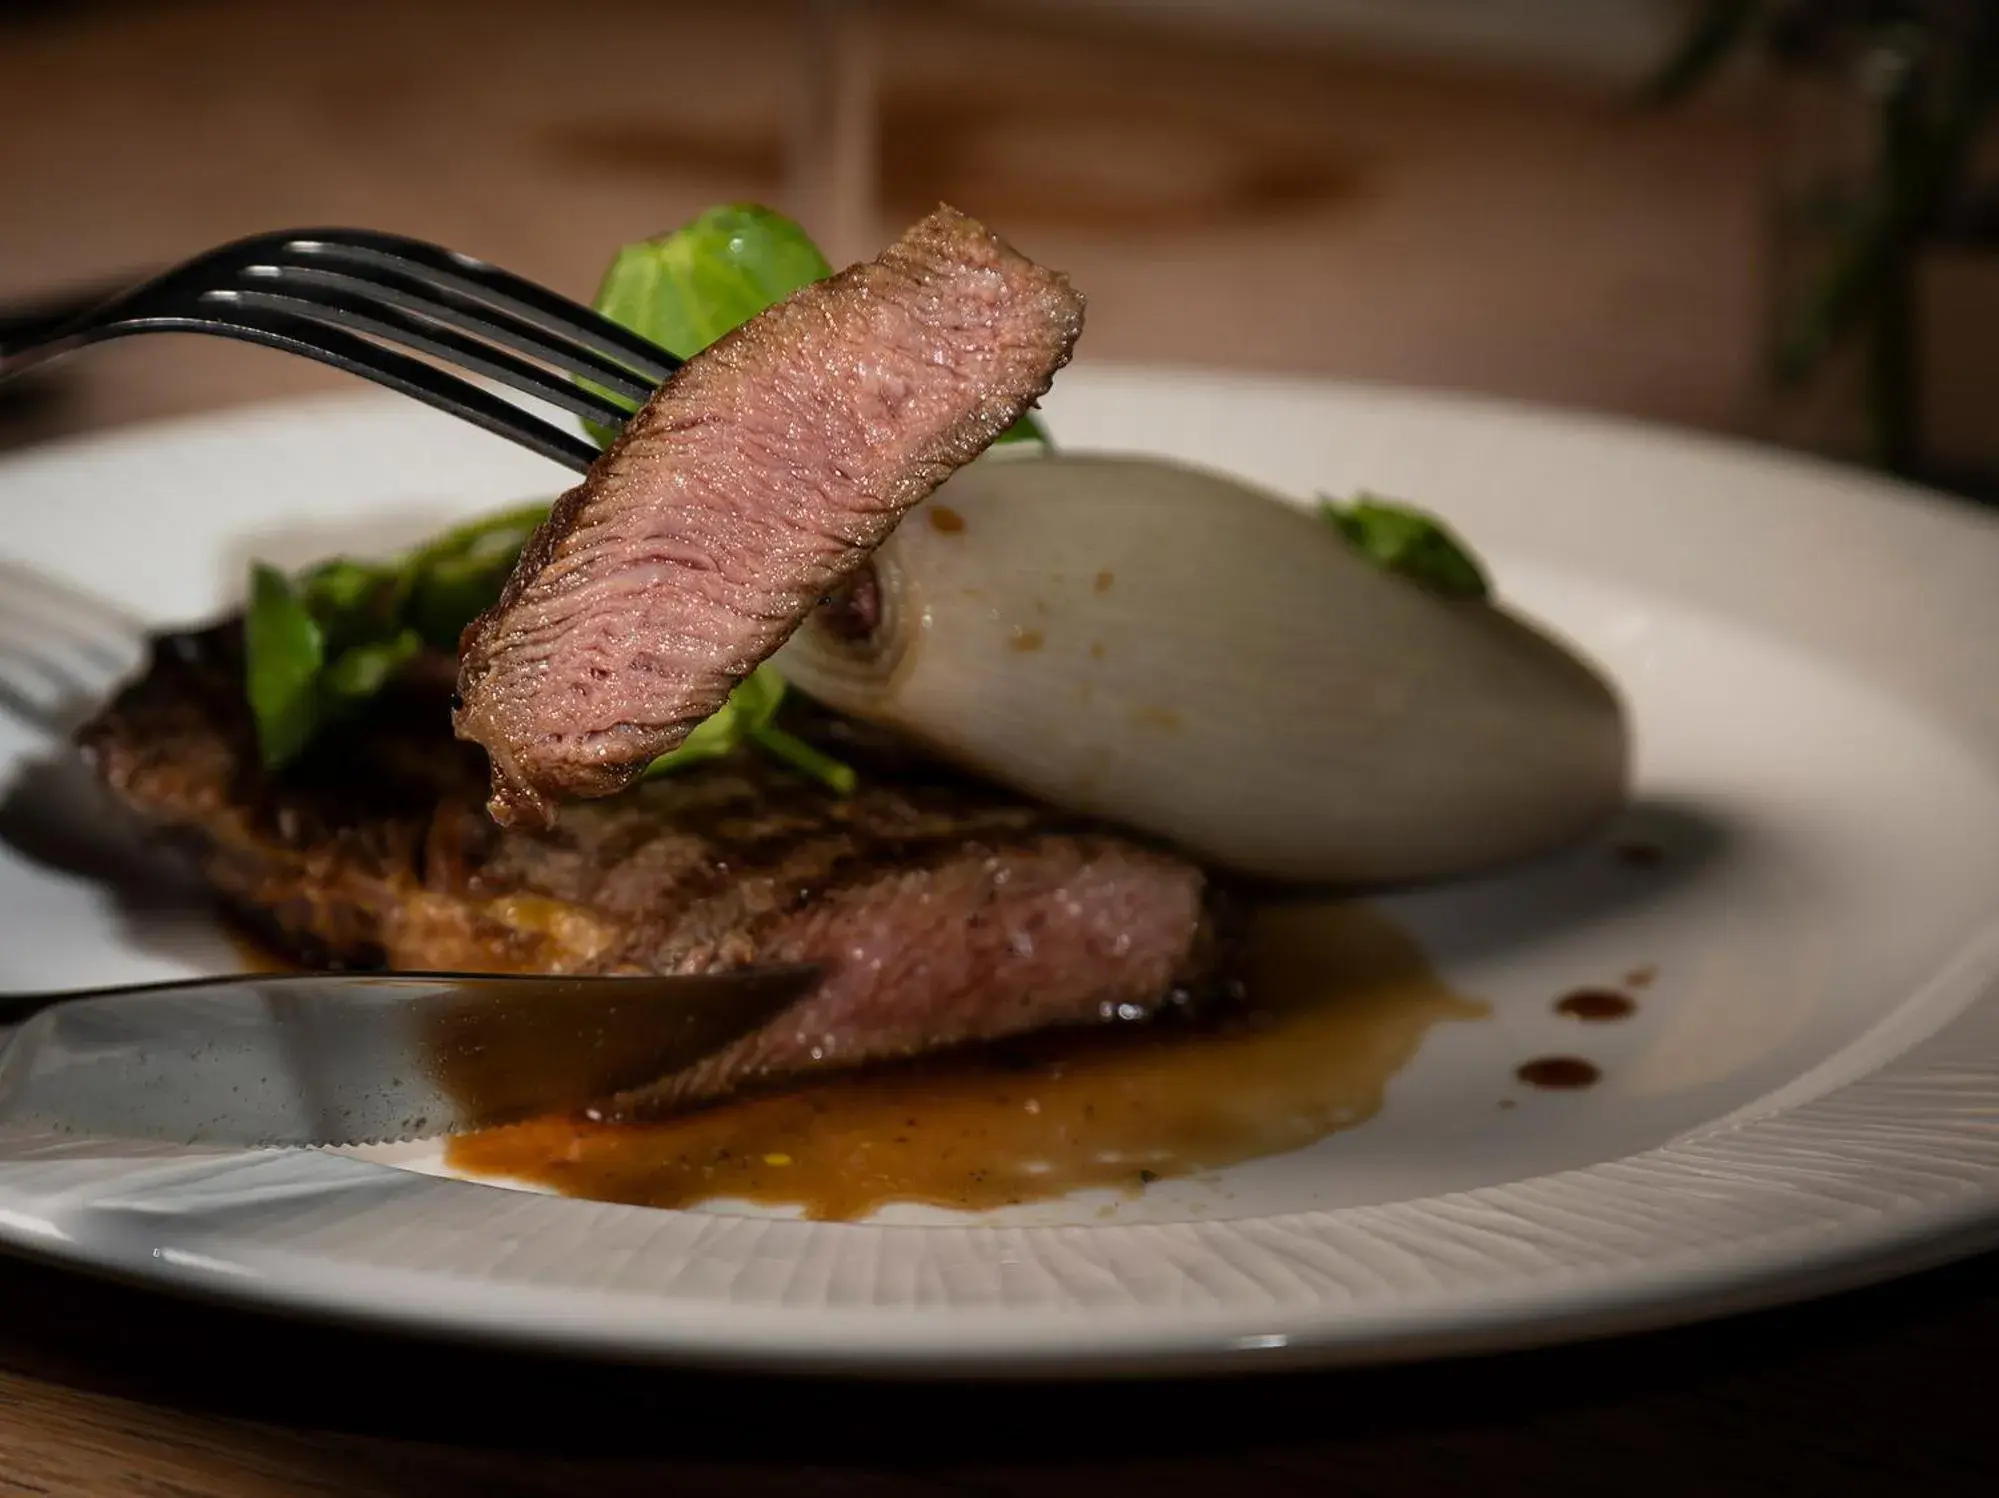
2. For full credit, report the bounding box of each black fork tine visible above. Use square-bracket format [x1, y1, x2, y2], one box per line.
[279, 230, 683, 384]
[214, 277, 640, 431]
[82, 303, 600, 473]
[253, 259, 661, 404]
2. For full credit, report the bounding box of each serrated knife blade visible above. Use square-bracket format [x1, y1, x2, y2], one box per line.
[0, 965, 817, 1147]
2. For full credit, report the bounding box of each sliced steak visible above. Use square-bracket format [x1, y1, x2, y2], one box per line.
[77, 624, 1237, 1115]
[454, 205, 1086, 829]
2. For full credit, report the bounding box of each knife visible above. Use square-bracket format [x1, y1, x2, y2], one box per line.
[0, 965, 817, 1148]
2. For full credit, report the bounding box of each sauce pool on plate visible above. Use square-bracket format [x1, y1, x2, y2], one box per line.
[444, 903, 1487, 1221]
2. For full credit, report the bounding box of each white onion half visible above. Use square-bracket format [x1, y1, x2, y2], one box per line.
[773, 451, 1629, 886]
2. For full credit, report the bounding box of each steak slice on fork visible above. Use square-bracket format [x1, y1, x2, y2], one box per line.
[453, 206, 1085, 829]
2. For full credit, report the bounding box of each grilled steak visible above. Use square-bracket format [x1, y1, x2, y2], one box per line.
[77, 624, 1236, 1114]
[454, 205, 1086, 830]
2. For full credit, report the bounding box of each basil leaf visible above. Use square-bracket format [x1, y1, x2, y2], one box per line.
[582, 204, 835, 448]
[1320, 492, 1490, 601]
[995, 411, 1049, 446]
[640, 665, 853, 794]
[245, 562, 326, 769]
[240, 506, 551, 769]
[747, 722, 860, 796]
[322, 629, 425, 703]
[402, 501, 554, 649]
[640, 665, 784, 776]
[294, 556, 409, 659]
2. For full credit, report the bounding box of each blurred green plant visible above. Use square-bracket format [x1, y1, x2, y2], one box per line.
[1645, 1, 1999, 475]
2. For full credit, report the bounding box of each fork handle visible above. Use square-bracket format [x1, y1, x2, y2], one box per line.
[0, 280, 130, 356]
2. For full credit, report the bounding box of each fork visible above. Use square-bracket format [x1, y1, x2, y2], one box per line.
[0, 228, 684, 474]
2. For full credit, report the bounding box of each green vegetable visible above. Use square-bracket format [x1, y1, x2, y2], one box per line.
[642, 664, 857, 795]
[320, 630, 425, 700]
[243, 561, 429, 769]
[399, 502, 555, 649]
[581, 205, 835, 447]
[244, 564, 326, 769]
[242, 505, 553, 768]
[1320, 492, 1490, 601]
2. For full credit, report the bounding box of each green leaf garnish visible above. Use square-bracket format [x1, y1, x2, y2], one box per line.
[244, 563, 326, 769]
[242, 508, 553, 770]
[994, 411, 1049, 446]
[580, 204, 836, 448]
[1320, 492, 1490, 601]
[322, 630, 425, 702]
[400, 502, 555, 650]
[638, 664, 854, 795]
[641, 664, 784, 774]
[746, 721, 860, 796]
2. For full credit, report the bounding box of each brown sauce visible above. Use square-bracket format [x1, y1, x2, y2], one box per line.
[445, 903, 1486, 1221]
[1093, 569, 1115, 592]
[1624, 965, 1658, 989]
[1553, 988, 1636, 1022]
[1515, 1056, 1601, 1090]
[1008, 627, 1045, 652]
[928, 505, 966, 534]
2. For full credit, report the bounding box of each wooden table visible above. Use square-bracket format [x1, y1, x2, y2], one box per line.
[3, 3, 1992, 1492]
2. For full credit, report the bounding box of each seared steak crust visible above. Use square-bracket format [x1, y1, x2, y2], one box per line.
[453, 205, 1086, 829]
[78, 625, 1236, 1113]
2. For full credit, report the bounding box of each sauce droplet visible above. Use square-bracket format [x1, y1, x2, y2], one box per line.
[1553, 989, 1636, 1021]
[1515, 1056, 1601, 1090]
[928, 505, 966, 534]
[1008, 627, 1045, 652]
[1094, 569, 1115, 592]
[1624, 965, 1657, 989]
[1613, 840, 1665, 869]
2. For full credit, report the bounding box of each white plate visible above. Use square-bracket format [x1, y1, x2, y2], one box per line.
[4, 367, 1999, 1377]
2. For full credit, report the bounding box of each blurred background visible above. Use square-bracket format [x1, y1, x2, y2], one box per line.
[2, 0, 1995, 495]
